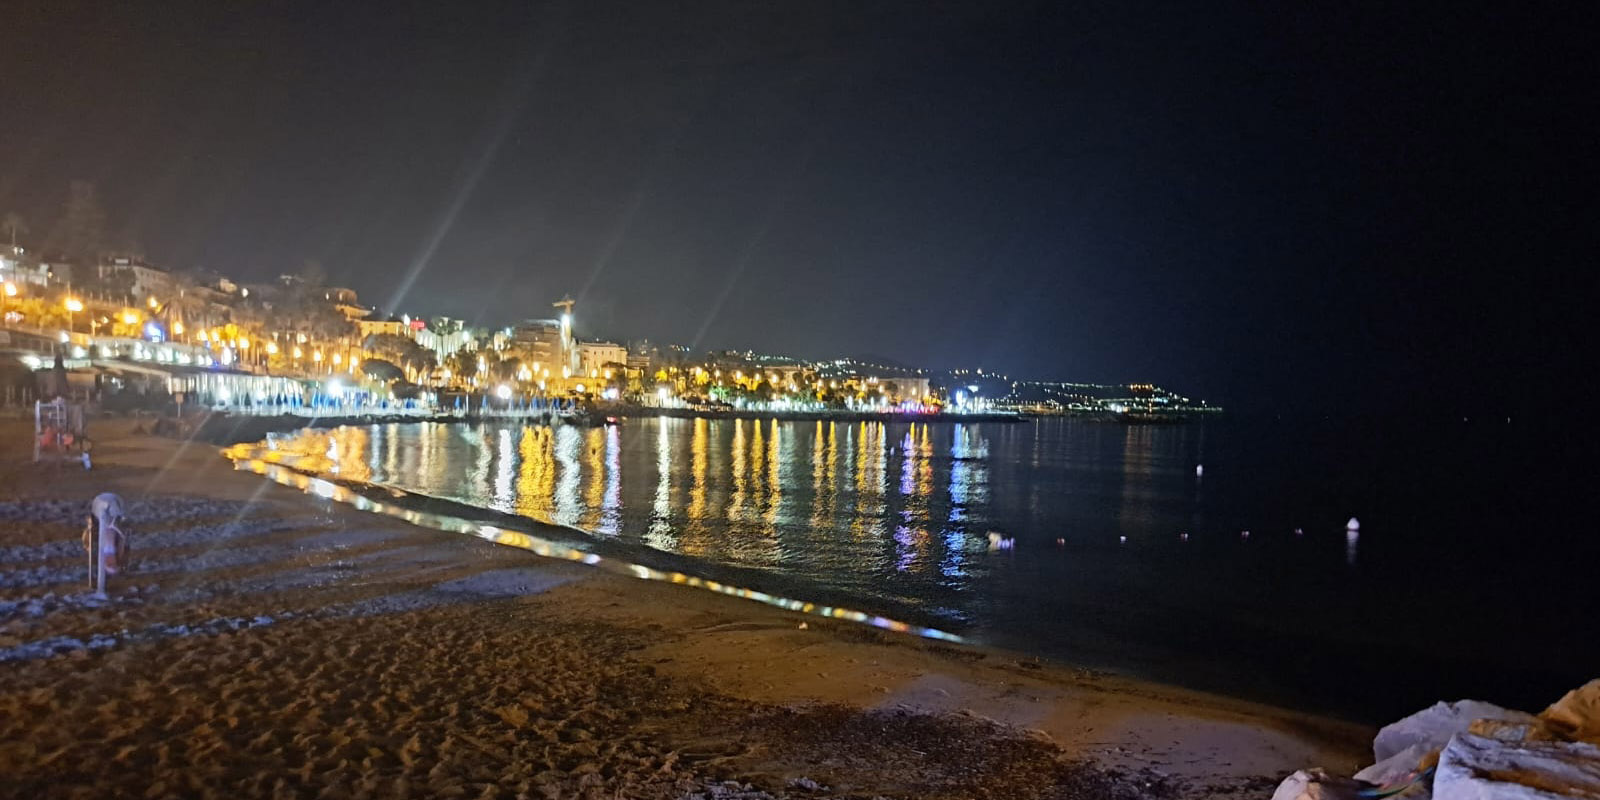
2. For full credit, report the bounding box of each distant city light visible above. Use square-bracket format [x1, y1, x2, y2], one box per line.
[495, 384, 512, 400]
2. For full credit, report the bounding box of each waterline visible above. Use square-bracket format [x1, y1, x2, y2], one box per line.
[225, 446, 964, 644]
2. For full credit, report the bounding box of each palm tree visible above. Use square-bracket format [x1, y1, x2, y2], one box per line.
[2, 212, 25, 248]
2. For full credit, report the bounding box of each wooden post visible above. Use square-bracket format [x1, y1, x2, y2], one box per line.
[86, 516, 106, 597]
[95, 528, 107, 598]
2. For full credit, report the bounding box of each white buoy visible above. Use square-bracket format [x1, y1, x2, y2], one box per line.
[1195, 464, 1204, 477]
[1119, 535, 1127, 544]
[1346, 517, 1360, 532]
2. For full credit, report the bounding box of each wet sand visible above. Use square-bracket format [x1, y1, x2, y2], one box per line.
[0, 418, 1369, 798]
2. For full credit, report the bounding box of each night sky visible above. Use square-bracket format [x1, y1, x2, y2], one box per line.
[1, 2, 1588, 414]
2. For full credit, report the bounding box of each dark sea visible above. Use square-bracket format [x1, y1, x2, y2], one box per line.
[266, 414, 1595, 722]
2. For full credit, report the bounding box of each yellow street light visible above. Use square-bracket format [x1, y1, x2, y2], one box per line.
[147, 296, 158, 309]
[121, 311, 139, 324]
[292, 346, 303, 358]
[313, 350, 323, 363]
[266, 342, 279, 355]
[238, 337, 249, 350]
[3, 282, 16, 297]
[63, 297, 84, 312]
[173, 321, 185, 335]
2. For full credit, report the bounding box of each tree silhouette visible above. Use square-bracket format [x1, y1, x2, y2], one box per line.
[361, 358, 405, 383]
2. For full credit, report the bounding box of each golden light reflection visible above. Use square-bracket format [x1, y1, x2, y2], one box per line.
[515, 426, 552, 521]
[729, 419, 747, 523]
[765, 419, 783, 528]
[237, 420, 981, 623]
[849, 422, 889, 541]
[682, 418, 710, 556]
[809, 422, 837, 533]
[583, 426, 605, 531]
[223, 447, 964, 645]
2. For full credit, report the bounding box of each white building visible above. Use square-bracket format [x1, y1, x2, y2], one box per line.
[103, 257, 175, 300]
[408, 317, 476, 356]
[577, 341, 627, 380]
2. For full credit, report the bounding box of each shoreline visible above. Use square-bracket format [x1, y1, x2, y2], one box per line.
[1, 418, 1369, 798]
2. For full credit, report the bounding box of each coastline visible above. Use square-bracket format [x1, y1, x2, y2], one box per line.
[0, 418, 1369, 798]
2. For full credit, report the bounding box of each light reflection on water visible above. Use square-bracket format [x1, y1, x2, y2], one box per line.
[249, 415, 1600, 720]
[266, 418, 1288, 641]
[275, 419, 1033, 610]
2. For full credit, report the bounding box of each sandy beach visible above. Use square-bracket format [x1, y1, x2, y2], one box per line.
[0, 417, 1370, 798]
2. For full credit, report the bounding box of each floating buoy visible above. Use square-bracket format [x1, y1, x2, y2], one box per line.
[1195, 464, 1204, 477]
[1180, 532, 1189, 542]
[1240, 529, 1250, 539]
[1055, 537, 1065, 546]
[1119, 535, 1127, 544]
[1294, 527, 1304, 536]
[1346, 517, 1361, 532]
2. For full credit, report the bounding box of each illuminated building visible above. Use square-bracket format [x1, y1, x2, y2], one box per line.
[577, 340, 627, 379]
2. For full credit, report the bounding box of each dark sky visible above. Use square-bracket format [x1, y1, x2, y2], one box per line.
[0, 2, 1589, 413]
